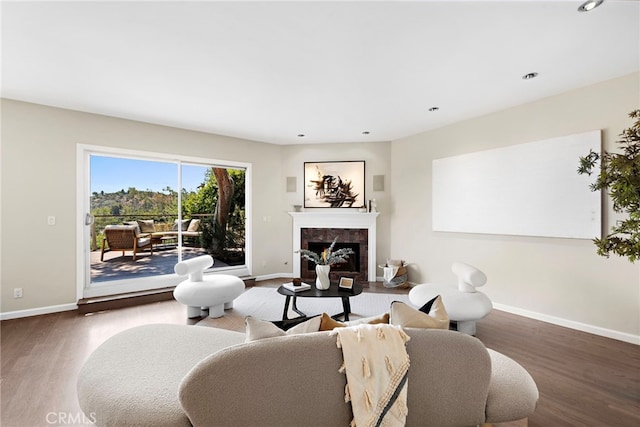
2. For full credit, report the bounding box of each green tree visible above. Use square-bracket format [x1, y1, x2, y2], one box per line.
[578, 109, 640, 262]
[190, 168, 245, 258]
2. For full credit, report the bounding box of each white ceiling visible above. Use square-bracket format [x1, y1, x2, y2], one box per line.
[2, 1, 639, 145]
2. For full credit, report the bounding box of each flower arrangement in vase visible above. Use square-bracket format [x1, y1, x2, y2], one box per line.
[296, 237, 355, 290]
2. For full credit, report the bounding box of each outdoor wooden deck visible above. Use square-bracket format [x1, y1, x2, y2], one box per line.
[90, 246, 233, 282]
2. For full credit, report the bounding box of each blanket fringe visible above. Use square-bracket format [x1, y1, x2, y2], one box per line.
[397, 399, 408, 417]
[344, 384, 351, 403]
[385, 355, 394, 375]
[398, 328, 410, 343]
[364, 390, 373, 411]
[362, 356, 371, 378]
[339, 361, 346, 374]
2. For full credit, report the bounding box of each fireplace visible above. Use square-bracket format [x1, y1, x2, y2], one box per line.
[301, 231, 366, 281]
[290, 211, 379, 283]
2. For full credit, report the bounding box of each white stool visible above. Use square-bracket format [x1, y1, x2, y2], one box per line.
[173, 255, 245, 318]
[409, 263, 492, 335]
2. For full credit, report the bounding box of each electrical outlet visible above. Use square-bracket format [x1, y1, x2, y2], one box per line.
[47, 216, 56, 226]
[13, 288, 23, 299]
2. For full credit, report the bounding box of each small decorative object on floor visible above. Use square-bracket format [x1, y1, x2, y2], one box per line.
[295, 236, 355, 290]
[379, 259, 408, 289]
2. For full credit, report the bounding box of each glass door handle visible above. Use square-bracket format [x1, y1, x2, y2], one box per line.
[85, 213, 95, 226]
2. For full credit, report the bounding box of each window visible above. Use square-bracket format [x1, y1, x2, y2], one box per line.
[77, 145, 251, 299]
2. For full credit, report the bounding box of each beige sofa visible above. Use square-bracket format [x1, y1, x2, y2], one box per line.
[77, 324, 538, 427]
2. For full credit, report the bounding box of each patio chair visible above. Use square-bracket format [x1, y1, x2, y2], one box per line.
[100, 225, 153, 261]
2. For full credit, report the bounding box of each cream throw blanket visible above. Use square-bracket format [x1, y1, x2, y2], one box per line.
[335, 324, 411, 427]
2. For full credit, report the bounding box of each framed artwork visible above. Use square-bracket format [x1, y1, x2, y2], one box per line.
[339, 277, 354, 290]
[304, 161, 365, 208]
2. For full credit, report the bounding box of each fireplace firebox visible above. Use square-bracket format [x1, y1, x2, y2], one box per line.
[300, 228, 368, 282]
[306, 242, 360, 273]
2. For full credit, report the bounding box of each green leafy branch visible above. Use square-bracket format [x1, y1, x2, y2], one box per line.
[578, 109, 640, 262]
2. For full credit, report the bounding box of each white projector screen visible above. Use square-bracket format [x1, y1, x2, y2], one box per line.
[432, 130, 601, 239]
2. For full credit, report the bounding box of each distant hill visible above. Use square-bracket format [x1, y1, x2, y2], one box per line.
[91, 187, 182, 218]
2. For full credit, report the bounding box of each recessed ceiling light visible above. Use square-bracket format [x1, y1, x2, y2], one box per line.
[428, 107, 439, 112]
[362, 131, 370, 135]
[297, 134, 305, 138]
[578, 0, 604, 12]
[522, 72, 539, 80]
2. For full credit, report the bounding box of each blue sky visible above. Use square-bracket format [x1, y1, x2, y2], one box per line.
[90, 156, 208, 194]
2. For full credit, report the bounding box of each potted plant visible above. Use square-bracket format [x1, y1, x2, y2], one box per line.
[296, 237, 355, 290]
[578, 109, 640, 262]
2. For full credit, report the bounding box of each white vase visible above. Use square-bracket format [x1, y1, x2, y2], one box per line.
[315, 264, 331, 290]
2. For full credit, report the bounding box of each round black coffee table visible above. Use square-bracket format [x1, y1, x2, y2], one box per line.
[277, 282, 363, 321]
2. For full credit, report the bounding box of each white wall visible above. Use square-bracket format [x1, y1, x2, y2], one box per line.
[390, 72, 640, 341]
[0, 99, 289, 313]
[280, 142, 392, 269]
[0, 100, 394, 314]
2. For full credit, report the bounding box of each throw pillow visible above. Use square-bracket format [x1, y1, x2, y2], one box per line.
[245, 315, 321, 342]
[137, 220, 155, 233]
[418, 295, 439, 315]
[123, 221, 141, 236]
[347, 312, 390, 326]
[319, 313, 346, 331]
[319, 312, 390, 331]
[187, 219, 201, 232]
[172, 219, 190, 231]
[389, 297, 449, 330]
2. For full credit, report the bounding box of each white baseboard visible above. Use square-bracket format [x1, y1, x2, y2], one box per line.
[255, 272, 293, 281]
[0, 303, 78, 321]
[492, 302, 640, 345]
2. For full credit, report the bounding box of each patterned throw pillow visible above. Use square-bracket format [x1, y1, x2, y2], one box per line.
[244, 315, 322, 342]
[389, 297, 449, 330]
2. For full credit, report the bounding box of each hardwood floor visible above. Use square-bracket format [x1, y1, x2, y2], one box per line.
[476, 310, 640, 427]
[1, 280, 638, 426]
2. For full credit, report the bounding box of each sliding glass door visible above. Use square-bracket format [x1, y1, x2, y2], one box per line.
[79, 146, 250, 298]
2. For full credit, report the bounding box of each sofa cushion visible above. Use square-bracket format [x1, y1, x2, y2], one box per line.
[187, 219, 201, 232]
[390, 298, 449, 329]
[137, 219, 155, 233]
[180, 328, 493, 427]
[77, 324, 244, 427]
[245, 315, 321, 341]
[123, 221, 141, 236]
[172, 219, 190, 231]
[485, 349, 539, 423]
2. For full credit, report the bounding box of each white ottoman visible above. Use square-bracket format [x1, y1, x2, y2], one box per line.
[409, 263, 493, 335]
[173, 255, 245, 318]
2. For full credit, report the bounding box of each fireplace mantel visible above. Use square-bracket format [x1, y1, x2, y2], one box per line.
[289, 212, 379, 281]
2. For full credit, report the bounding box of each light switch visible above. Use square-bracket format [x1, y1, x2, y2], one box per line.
[47, 216, 56, 226]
